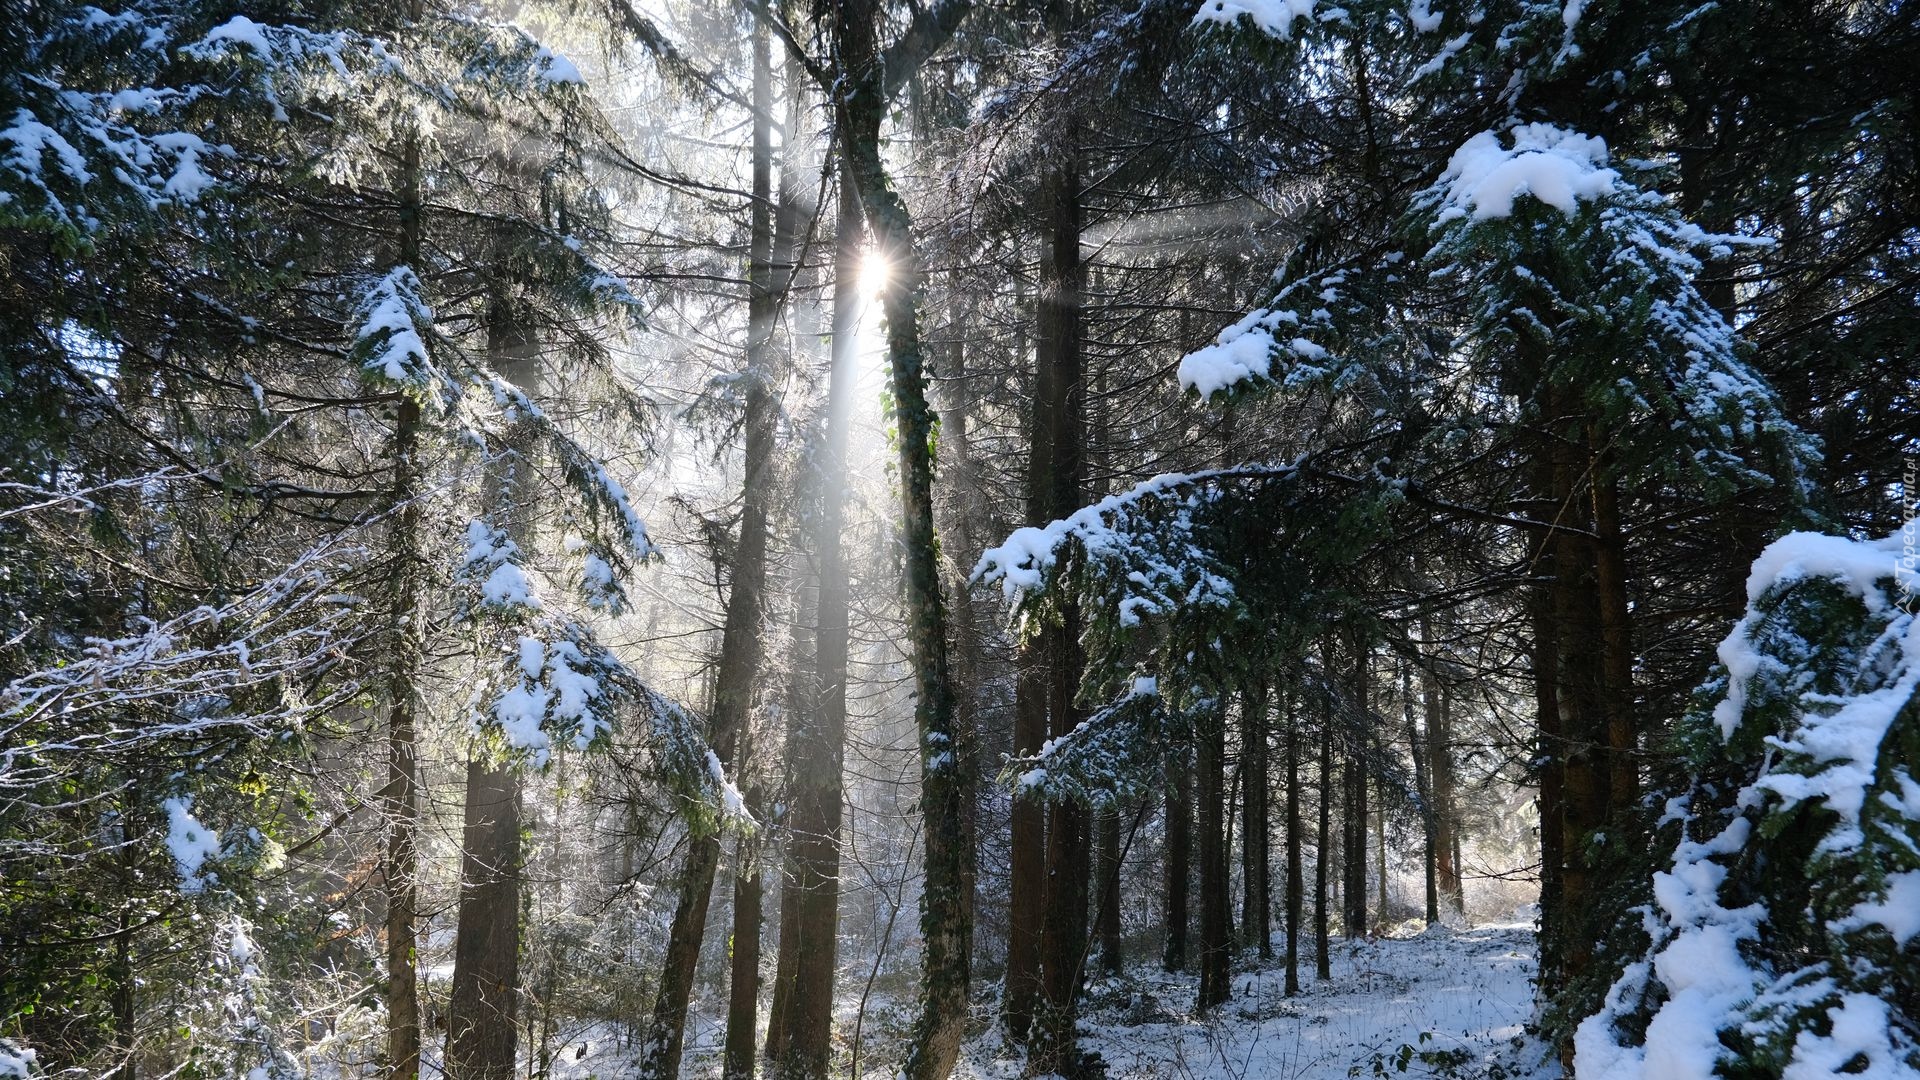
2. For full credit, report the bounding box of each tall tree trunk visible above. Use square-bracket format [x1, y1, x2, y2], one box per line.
[1241, 683, 1271, 959]
[763, 914, 793, 1068]
[1436, 685, 1463, 913]
[1035, 614, 1089, 1074]
[1406, 661, 1438, 927]
[1284, 691, 1303, 996]
[644, 838, 722, 1080]
[384, 591, 420, 1080]
[1451, 825, 1465, 916]
[937, 285, 984, 981]
[1004, 641, 1048, 1037]
[1196, 702, 1232, 1011]
[1548, 406, 1610, 1000]
[765, 175, 857, 1080]
[1030, 110, 1089, 1079]
[1421, 617, 1462, 915]
[1588, 454, 1638, 814]
[640, 9, 781, 1067]
[1508, 322, 1565, 1008]
[718, 19, 791, 1080]
[1343, 630, 1369, 939]
[1003, 239, 1047, 1040]
[723, 785, 764, 1080]
[1375, 784, 1387, 925]
[1224, 750, 1239, 949]
[107, 810, 137, 1080]
[1532, 521, 1563, 988]
[1037, 710, 1090, 1071]
[762, 736, 799, 1067]
[835, 0, 974, 1073]
[446, 293, 538, 1080]
[384, 88, 425, 1080]
[1163, 746, 1191, 972]
[762, 657, 801, 1067]
[1315, 641, 1333, 982]
[445, 760, 521, 1080]
[1095, 807, 1122, 974]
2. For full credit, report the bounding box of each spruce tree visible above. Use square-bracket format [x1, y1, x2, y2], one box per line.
[1, 2, 720, 1069]
[1576, 524, 1920, 1078]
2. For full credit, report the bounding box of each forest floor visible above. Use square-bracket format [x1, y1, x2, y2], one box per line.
[959, 922, 1554, 1080]
[544, 922, 1554, 1080]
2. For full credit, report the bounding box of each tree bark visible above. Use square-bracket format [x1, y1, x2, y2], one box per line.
[1095, 807, 1122, 974]
[1343, 629, 1369, 939]
[1536, 430, 1566, 999]
[1241, 683, 1271, 959]
[1436, 685, 1463, 914]
[384, 575, 421, 1080]
[1548, 402, 1610, 997]
[1196, 702, 1232, 1011]
[445, 760, 521, 1080]
[1003, 228, 1046, 1039]
[639, 9, 781, 1067]
[1030, 136, 1090, 1080]
[1451, 823, 1464, 917]
[1283, 690, 1303, 996]
[384, 90, 425, 1080]
[1034, 616, 1090, 1071]
[718, 20, 785, 1080]
[1375, 782, 1387, 925]
[110, 882, 135, 1080]
[1315, 640, 1333, 982]
[445, 238, 544, 1080]
[1588, 451, 1638, 815]
[1004, 643, 1048, 1037]
[936, 279, 984, 987]
[760, 46, 811, 1068]
[1406, 661, 1438, 927]
[723, 786, 764, 1080]
[1420, 619, 1462, 916]
[834, 0, 974, 1073]
[1224, 752, 1239, 949]
[1531, 497, 1564, 990]
[765, 118, 851, 1080]
[1002, 242, 1052, 1037]
[1163, 746, 1191, 972]
[1037, 724, 1090, 1072]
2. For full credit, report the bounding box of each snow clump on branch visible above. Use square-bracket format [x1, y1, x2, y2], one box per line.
[1436, 123, 1619, 222]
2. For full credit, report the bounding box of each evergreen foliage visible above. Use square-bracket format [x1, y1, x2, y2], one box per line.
[1, 0, 716, 1065]
[1578, 526, 1920, 1078]
[2, 0, 1913, 1073]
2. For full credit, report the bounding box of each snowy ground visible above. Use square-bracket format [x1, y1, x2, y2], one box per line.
[961, 924, 1555, 1080]
[538, 924, 1554, 1080]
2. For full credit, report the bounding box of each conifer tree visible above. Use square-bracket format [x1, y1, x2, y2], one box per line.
[2, 2, 720, 1069]
[977, 0, 1827, 1054]
[1577, 525, 1920, 1078]
[830, 0, 976, 1071]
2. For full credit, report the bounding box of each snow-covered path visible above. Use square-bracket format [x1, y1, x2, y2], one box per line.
[962, 924, 1553, 1080]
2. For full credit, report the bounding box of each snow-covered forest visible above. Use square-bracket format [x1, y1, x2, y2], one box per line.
[3, 0, 1917, 1077]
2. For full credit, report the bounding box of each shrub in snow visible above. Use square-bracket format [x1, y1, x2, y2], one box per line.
[1576, 523, 1920, 1079]
[175, 918, 302, 1080]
